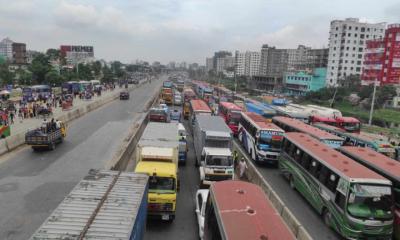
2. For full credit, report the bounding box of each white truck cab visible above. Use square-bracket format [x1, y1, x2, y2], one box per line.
[199, 147, 234, 186]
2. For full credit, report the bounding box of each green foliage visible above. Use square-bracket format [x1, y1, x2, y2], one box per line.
[77, 63, 93, 80]
[16, 69, 33, 85]
[101, 65, 114, 83]
[28, 53, 51, 84]
[45, 70, 63, 86]
[46, 48, 60, 61]
[0, 64, 15, 85]
[91, 61, 102, 77]
[111, 61, 124, 78]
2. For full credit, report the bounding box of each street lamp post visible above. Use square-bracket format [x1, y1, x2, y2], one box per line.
[368, 78, 378, 126]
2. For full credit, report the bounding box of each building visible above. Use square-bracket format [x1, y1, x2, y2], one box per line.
[235, 51, 260, 77]
[206, 57, 214, 72]
[12, 42, 27, 64]
[284, 68, 327, 96]
[60, 45, 94, 64]
[216, 56, 234, 74]
[259, 44, 288, 77]
[326, 18, 386, 87]
[0, 37, 13, 60]
[361, 24, 400, 85]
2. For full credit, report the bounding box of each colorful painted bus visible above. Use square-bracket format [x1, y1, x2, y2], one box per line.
[338, 146, 400, 240]
[280, 132, 393, 239]
[238, 112, 284, 164]
[189, 99, 212, 127]
[314, 123, 396, 159]
[310, 115, 361, 133]
[272, 116, 344, 149]
[218, 101, 242, 136]
[201, 180, 295, 240]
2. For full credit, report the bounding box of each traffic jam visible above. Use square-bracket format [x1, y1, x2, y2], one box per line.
[30, 76, 400, 240]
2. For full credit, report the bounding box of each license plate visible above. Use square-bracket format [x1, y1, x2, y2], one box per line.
[162, 214, 169, 220]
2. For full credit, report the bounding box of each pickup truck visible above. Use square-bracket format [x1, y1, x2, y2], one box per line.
[25, 122, 66, 151]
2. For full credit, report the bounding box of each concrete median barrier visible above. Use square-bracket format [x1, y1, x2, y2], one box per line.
[105, 89, 160, 171]
[5, 133, 26, 151]
[0, 139, 8, 155]
[232, 141, 313, 240]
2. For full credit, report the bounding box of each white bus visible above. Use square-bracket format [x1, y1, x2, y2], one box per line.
[238, 112, 284, 164]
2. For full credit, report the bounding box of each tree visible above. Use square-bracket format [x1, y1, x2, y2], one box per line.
[376, 85, 397, 108]
[45, 70, 63, 86]
[91, 61, 102, 78]
[0, 64, 15, 85]
[111, 61, 124, 78]
[46, 48, 60, 61]
[29, 53, 51, 84]
[15, 69, 33, 85]
[101, 65, 114, 83]
[77, 63, 93, 80]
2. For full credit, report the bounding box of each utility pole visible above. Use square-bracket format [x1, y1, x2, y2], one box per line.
[368, 78, 378, 125]
[330, 85, 338, 108]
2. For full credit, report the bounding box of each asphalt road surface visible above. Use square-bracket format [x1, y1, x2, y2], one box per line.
[0, 77, 163, 240]
[144, 110, 200, 240]
[234, 139, 341, 240]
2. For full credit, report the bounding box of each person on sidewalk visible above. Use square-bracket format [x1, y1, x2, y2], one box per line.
[9, 112, 14, 124]
[18, 108, 23, 123]
[238, 157, 248, 181]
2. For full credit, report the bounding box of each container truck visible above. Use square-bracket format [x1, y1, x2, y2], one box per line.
[30, 169, 148, 240]
[193, 115, 234, 187]
[135, 122, 179, 221]
[161, 88, 173, 105]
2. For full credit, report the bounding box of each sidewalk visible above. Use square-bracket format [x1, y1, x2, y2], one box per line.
[8, 86, 126, 136]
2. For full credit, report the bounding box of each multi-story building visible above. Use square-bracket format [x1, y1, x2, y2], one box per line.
[60, 45, 94, 64]
[361, 24, 400, 85]
[0, 37, 13, 61]
[326, 18, 386, 87]
[12, 42, 27, 64]
[259, 44, 288, 77]
[284, 68, 327, 96]
[235, 51, 260, 77]
[287, 45, 328, 71]
[206, 57, 214, 72]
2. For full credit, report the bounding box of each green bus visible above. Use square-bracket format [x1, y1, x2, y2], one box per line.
[314, 123, 396, 159]
[280, 132, 394, 239]
[339, 146, 400, 240]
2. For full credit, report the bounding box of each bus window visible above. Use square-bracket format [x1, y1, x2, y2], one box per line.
[335, 192, 346, 210]
[204, 196, 222, 240]
[300, 153, 311, 170]
[309, 160, 321, 177]
[288, 144, 296, 158]
[318, 166, 330, 185]
[326, 173, 339, 192]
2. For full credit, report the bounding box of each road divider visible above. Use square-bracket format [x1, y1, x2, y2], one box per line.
[0, 80, 149, 156]
[232, 140, 313, 240]
[106, 87, 160, 171]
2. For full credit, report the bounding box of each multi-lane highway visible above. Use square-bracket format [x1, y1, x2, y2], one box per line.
[0, 78, 162, 240]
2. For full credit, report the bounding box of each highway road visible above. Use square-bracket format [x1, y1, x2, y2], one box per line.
[144, 112, 199, 240]
[0, 77, 163, 240]
[234, 140, 341, 240]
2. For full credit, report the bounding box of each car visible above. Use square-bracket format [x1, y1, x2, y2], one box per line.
[195, 189, 209, 240]
[170, 109, 182, 122]
[174, 95, 182, 105]
[159, 103, 169, 113]
[120, 91, 129, 100]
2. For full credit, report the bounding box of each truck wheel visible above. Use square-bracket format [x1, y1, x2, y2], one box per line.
[32, 146, 39, 151]
[323, 209, 331, 228]
[289, 175, 295, 189]
[195, 159, 199, 167]
[49, 142, 56, 150]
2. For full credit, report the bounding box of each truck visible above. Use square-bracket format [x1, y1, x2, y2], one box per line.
[178, 123, 188, 165]
[25, 121, 66, 150]
[193, 115, 234, 187]
[135, 122, 179, 221]
[30, 170, 149, 240]
[161, 88, 173, 105]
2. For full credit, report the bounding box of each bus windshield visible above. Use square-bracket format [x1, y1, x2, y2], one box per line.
[149, 176, 175, 193]
[228, 111, 241, 125]
[206, 155, 233, 166]
[258, 131, 283, 150]
[347, 184, 393, 221]
[342, 122, 360, 132]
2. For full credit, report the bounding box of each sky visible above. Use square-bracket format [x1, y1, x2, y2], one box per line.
[1, 0, 400, 64]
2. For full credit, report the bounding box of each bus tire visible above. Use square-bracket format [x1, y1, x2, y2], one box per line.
[323, 209, 331, 228]
[289, 175, 295, 189]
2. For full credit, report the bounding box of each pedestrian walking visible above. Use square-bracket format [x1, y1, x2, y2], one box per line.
[9, 112, 14, 124]
[238, 157, 248, 181]
[18, 108, 23, 123]
[233, 150, 238, 170]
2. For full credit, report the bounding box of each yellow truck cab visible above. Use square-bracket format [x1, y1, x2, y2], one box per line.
[135, 161, 177, 221]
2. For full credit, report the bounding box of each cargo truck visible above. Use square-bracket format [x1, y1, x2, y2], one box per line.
[193, 115, 234, 187]
[25, 121, 66, 151]
[135, 122, 179, 221]
[30, 170, 148, 240]
[161, 88, 173, 105]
